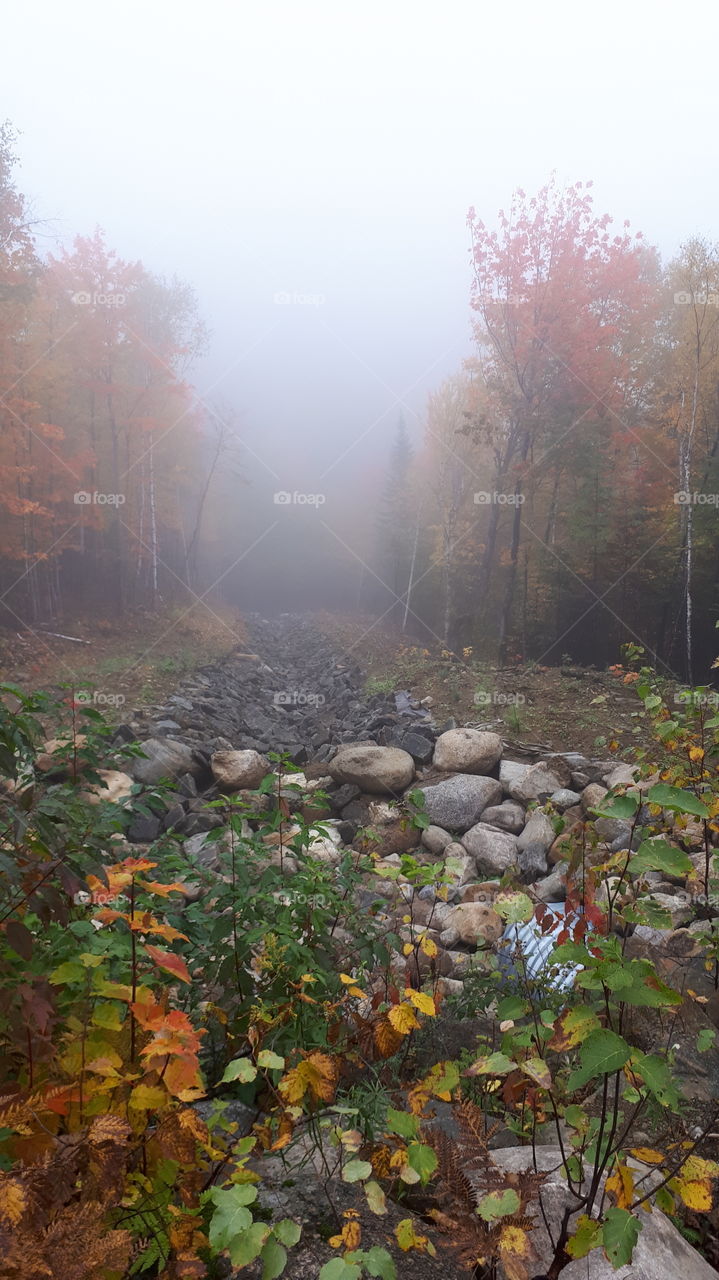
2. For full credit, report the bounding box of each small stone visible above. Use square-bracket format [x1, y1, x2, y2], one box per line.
[517, 841, 549, 883]
[480, 801, 526, 834]
[517, 811, 555, 853]
[421, 825, 454, 855]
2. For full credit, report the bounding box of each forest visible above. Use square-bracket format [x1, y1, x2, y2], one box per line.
[2, 122, 719, 682]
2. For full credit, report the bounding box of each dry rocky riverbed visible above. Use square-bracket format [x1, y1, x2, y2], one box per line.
[29, 614, 719, 1278]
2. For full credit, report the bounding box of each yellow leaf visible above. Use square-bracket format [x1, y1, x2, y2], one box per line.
[129, 1084, 169, 1111]
[403, 943, 414, 956]
[673, 1178, 713, 1211]
[278, 1052, 338, 1105]
[388, 1003, 420, 1035]
[629, 1148, 665, 1165]
[606, 1162, 635, 1209]
[339, 974, 356, 984]
[499, 1224, 531, 1257]
[0, 1180, 26, 1225]
[347, 986, 367, 999]
[420, 937, 438, 958]
[682, 1155, 719, 1180]
[406, 989, 435, 1017]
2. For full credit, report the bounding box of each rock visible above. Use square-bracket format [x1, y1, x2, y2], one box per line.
[442, 844, 479, 892]
[418, 774, 502, 833]
[211, 749, 269, 790]
[581, 782, 609, 814]
[421, 825, 453, 855]
[183, 829, 230, 871]
[461, 824, 519, 876]
[393, 729, 434, 764]
[595, 816, 631, 844]
[534, 865, 568, 901]
[36, 734, 88, 773]
[550, 788, 582, 810]
[329, 745, 415, 794]
[479, 801, 525, 834]
[646, 891, 693, 928]
[457, 880, 501, 904]
[329, 782, 361, 811]
[517, 810, 555, 853]
[509, 762, 570, 804]
[440, 902, 504, 948]
[488, 1145, 716, 1280]
[432, 728, 502, 775]
[499, 759, 529, 789]
[132, 737, 202, 785]
[127, 812, 163, 843]
[517, 841, 549, 883]
[604, 761, 639, 788]
[79, 769, 134, 806]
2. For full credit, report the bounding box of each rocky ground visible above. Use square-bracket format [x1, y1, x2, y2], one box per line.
[34, 612, 719, 1278]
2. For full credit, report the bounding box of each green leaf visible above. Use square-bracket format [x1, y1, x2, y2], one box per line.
[407, 1142, 438, 1183]
[319, 1260, 362, 1280]
[646, 784, 709, 818]
[697, 1027, 717, 1053]
[261, 1238, 287, 1280]
[230, 1222, 271, 1267]
[342, 1158, 372, 1183]
[364, 1246, 397, 1279]
[592, 794, 638, 820]
[385, 1107, 419, 1139]
[221, 1058, 258, 1084]
[273, 1220, 302, 1246]
[208, 1185, 257, 1253]
[497, 994, 529, 1021]
[602, 1207, 640, 1269]
[477, 1188, 521, 1222]
[566, 1029, 631, 1091]
[631, 1052, 680, 1109]
[493, 891, 534, 923]
[49, 961, 85, 985]
[465, 1051, 515, 1077]
[257, 1050, 285, 1071]
[567, 1214, 602, 1258]
[364, 1180, 387, 1215]
[631, 840, 693, 878]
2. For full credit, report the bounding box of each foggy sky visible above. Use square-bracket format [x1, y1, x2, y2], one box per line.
[4, 0, 719, 494]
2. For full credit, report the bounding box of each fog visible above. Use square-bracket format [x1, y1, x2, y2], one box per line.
[3, 0, 719, 663]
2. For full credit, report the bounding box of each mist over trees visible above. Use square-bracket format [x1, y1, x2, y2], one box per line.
[2, 124, 719, 681]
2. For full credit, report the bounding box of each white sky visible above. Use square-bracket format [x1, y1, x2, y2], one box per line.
[3, 0, 718, 487]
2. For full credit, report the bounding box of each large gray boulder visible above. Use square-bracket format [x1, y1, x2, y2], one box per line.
[418, 774, 502, 833]
[329, 745, 415, 795]
[132, 737, 201, 784]
[488, 1146, 715, 1280]
[433, 728, 502, 775]
[461, 823, 519, 876]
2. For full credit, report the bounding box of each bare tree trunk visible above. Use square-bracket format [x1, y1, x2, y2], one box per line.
[402, 506, 421, 633]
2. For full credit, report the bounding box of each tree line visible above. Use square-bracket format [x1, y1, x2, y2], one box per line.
[372, 179, 719, 681]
